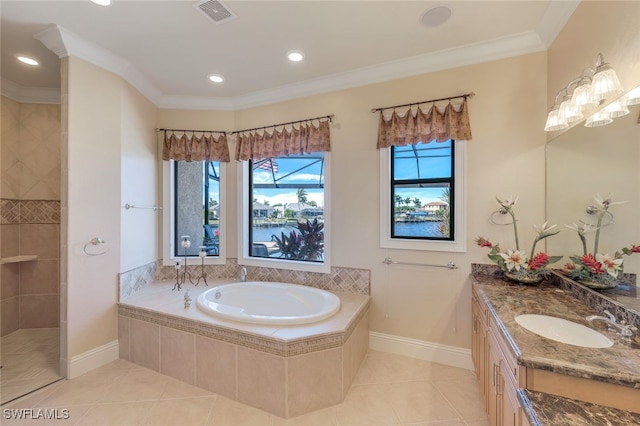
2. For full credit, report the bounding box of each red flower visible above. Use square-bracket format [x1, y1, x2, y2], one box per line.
[630, 245, 640, 253]
[528, 252, 549, 271]
[563, 262, 575, 270]
[580, 254, 604, 275]
[475, 237, 493, 248]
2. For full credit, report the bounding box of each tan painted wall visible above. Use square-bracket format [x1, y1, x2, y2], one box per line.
[158, 52, 548, 349]
[65, 57, 157, 360]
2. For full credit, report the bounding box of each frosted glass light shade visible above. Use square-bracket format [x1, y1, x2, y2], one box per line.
[571, 81, 599, 111]
[559, 98, 583, 123]
[604, 100, 629, 118]
[584, 109, 613, 127]
[589, 67, 624, 103]
[623, 85, 640, 105]
[544, 107, 568, 132]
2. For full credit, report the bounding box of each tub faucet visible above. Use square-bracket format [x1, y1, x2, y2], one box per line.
[240, 266, 247, 282]
[586, 310, 636, 338]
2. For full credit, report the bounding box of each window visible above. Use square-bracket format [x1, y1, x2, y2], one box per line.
[163, 160, 226, 264]
[380, 140, 466, 252]
[239, 153, 330, 273]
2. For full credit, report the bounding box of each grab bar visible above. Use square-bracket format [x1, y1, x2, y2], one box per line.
[382, 257, 458, 270]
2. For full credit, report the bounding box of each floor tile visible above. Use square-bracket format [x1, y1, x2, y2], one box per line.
[2, 350, 487, 426]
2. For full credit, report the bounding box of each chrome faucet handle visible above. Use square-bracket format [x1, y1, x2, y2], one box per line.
[603, 310, 616, 322]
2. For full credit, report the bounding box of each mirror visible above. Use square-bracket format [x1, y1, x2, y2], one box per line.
[546, 91, 640, 314]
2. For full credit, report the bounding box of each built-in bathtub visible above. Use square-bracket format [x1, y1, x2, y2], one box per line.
[197, 281, 342, 325]
[118, 278, 370, 418]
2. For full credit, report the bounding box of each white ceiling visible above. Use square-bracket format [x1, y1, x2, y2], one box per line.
[0, 1, 579, 109]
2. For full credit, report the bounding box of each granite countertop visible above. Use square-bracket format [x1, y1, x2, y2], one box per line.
[517, 389, 640, 426]
[472, 270, 640, 390]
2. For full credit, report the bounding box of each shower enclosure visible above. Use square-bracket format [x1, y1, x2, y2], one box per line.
[1, 97, 62, 404]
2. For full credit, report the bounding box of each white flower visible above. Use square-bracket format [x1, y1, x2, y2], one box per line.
[593, 193, 627, 211]
[533, 221, 557, 236]
[499, 249, 528, 272]
[595, 253, 623, 278]
[565, 222, 598, 234]
[496, 195, 518, 212]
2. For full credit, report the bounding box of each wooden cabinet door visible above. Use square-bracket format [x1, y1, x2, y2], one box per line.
[500, 359, 519, 426]
[487, 330, 501, 426]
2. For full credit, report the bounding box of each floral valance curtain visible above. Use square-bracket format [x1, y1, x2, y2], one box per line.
[162, 131, 230, 162]
[236, 120, 331, 161]
[376, 99, 472, 149]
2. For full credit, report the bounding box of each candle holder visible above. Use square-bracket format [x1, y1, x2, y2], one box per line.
[192, 246, 209, 286]
[172, 261, 182, 291]
[180, 235, 193, 286]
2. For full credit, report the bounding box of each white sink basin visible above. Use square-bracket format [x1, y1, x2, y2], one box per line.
[514, 314, 613, 348]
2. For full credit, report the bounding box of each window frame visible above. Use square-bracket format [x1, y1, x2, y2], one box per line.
[379, 140, 467, 252]
[238, 153, 331, 273]
[162, 159, 227, 265]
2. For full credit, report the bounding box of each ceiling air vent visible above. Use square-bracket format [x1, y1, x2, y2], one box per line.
[193, 0, 237, 25]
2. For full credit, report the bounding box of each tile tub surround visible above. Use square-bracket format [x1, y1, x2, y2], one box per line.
[472, 267, 640, 416]
[118, 280, 370, 418]
[518, 389, 640, 426]
[119, 259, 371, 300]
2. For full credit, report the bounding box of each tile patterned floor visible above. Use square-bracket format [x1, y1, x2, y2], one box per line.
[1, 328, 61, 405]
[3, 350, 489, 425]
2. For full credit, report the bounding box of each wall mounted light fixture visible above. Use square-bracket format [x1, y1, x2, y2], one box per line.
[544, 53, 628, 131]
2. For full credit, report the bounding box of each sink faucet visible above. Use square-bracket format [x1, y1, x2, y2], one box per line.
[240, 266, 247, 282]
[586, 310, 636, 338]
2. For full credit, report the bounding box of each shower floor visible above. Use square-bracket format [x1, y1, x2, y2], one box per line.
[1, 328, 61, 405]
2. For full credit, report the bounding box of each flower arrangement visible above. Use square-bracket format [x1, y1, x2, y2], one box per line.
[562, 193, 640, 289]
[476, 196, 562, 284]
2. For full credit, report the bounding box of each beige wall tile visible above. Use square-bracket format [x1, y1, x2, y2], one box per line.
[118, 315, 130, 361]
[351, 310, 370, 381]
[287, 347, 343, 418]
[237, 346, 286, 418]
[1, 296, 19, 336]
[1, 224, 19, 258]
[1, 263, 20, 299]
[195, 335, 237, 400]
[19, 294, 58, 328]
[130, 318, 160, 371]
[20, 224, 59, 259]
[19, 259, 59, 294]
[160, 326, 195, 384]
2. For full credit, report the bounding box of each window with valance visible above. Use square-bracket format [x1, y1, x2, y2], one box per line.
[376, 98, 472, 252]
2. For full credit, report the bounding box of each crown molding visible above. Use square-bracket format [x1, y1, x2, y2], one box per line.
[536, 0, 580, 48]
[32, 23, 555, 111]
[1, 78, 61, 104]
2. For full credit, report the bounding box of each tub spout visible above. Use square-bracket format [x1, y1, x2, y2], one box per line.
[240, 266, 247, 282]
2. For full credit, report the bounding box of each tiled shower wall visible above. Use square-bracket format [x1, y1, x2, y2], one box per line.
[1, 96, 61, 336]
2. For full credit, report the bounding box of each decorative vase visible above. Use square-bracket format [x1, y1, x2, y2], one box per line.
[577, 277, 619, 290]
[503, 270, 544, 285]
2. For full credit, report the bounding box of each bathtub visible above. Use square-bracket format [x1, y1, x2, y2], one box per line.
[196, 281, 341, 325]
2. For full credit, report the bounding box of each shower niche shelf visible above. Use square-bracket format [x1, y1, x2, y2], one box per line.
[1, 255, 38, 264]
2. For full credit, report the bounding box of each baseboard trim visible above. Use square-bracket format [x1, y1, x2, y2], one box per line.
[369, 331, 473, 370]
[68, 340, 119, 379]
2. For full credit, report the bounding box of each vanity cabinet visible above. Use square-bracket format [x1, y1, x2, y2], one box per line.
[472, 285, 526, 426]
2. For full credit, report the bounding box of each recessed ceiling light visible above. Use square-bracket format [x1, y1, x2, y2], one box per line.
[287, 50, 304, 62]
[208, 74, 224, 83]
[421, 6, 452, 27]
[17, 56, 39, 66]
[90, 0, 111, 6]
